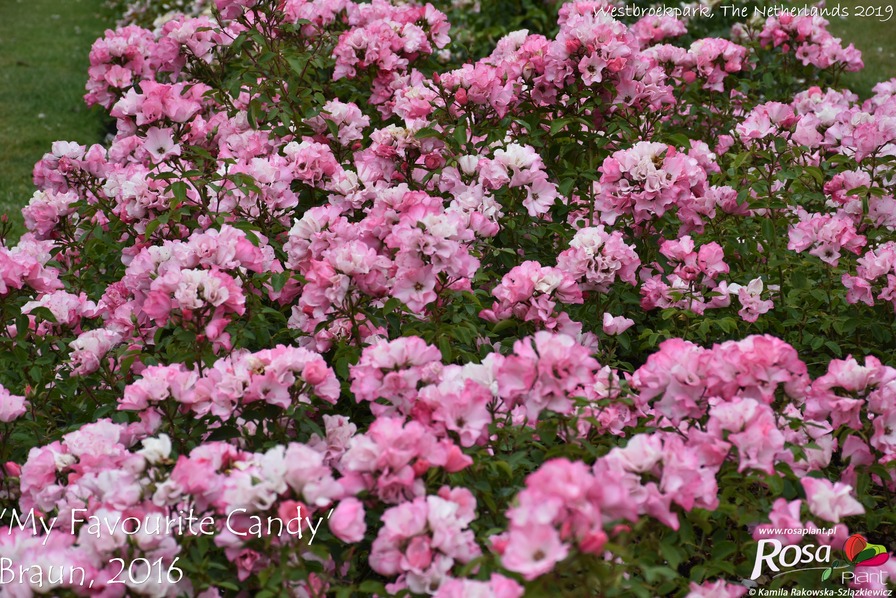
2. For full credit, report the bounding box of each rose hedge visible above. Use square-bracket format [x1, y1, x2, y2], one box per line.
[0, 0, 894, 596]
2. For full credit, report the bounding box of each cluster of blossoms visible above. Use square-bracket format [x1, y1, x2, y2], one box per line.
[632, 335, 810, 425]
[735, 101, 800, 146]
[349, 336, 493, 448]
[788, 211, 867, 267]
[120, 344, 340, 419]
[842, 242, 896, 311]
[1, 0, 896, 595]
[495, 430, 730, 580]
[823, 169, 896, 230]
[755, 14, 863, 72]
[640, 235, 732, 315]
[804, 355, 896, 478]
[474, 144, 561, 217]
[332, 0, 450, 104]
[595, 141, 718, 229]
[646, 37, 748, 93]
[370, 487, 481, 594]
[15, 417, 363, 594]
[340, 416, 472, 503]
[427, 0, 675, 120]
[282, 186, 485, 348]
[84, 25, 159, 109]
[630, 15, 686, 47]
[494, 331, 600, 424]
[727, 277, 775, 323]
[15, 421, 181, 595]
[494, 459, 621, 580]
[350, 331, 633, 443]
[630, 335, 852, 479]
[555, 226, 640, 293]
[480, 261, 583, 333]
[68, 224, 274, 368]
[0, 236, 61, 296]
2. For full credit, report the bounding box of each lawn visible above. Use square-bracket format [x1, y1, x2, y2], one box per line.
[0, 0, 112, 243]
[827, 0, 896, 97]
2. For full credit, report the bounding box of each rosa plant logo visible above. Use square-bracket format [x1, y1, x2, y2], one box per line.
[821, 533, 890, 583]
[750, 539, 831, 580]
[750, 532, 891, 583]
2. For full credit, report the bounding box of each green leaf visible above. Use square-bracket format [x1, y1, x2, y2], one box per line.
[358, 581, 387, 593]
[437, 336, 453, 362]
[270, 272, 290, 293]
[491, 319, 518, 335]
[453, 123, 467, 147]
[549, 118, 572, 135]
[27, 306, 57, 324]
[558, 177, 576, 197]
[493, 460, 513, 479]
[169, 181, 188, 204]
[414, 127, 442, 140]
[712, 541, 738, 561]
[731, 152, 752, 170]
[790, 271, 808, 289]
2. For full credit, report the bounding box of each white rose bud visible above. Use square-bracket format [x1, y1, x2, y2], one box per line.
[139, 434, 172, 465]
[458, 155, 479, 175]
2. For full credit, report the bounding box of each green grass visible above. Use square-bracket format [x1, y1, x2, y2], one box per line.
[827, 0, 896, 98]
[0, 0, 112, 242]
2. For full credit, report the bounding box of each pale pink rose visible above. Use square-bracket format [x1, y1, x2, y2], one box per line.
[801, 478, 865, 523]
[330, 498, 367, 543]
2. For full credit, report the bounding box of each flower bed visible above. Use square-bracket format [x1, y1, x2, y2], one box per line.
[0, 0, 895, 595]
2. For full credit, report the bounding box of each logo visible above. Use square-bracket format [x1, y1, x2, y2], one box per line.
[750, 539, 831, 580]
[821, 533, 890, 584]
[750, 532, 890, 584]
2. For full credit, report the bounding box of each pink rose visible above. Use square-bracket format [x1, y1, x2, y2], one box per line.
[330, 498, 366, 543]
[0, 385, 28, 423]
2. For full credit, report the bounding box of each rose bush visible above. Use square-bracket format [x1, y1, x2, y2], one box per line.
[0, 0, 894, 595]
